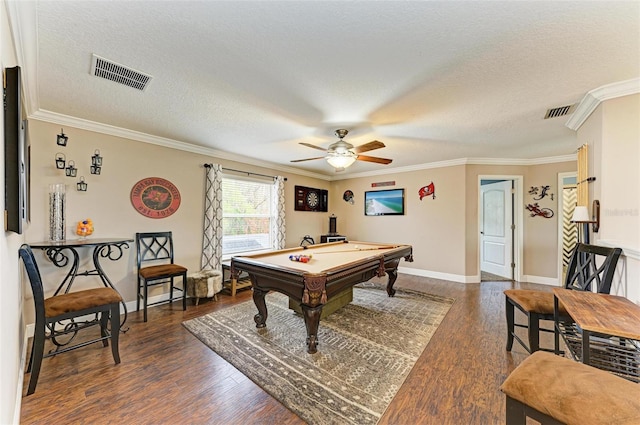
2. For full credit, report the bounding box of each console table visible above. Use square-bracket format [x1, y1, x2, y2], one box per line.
[554, 288, 640, 382]
[29, 238, 133, 328]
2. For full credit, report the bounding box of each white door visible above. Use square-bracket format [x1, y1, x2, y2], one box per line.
[480, 180, 513, 279]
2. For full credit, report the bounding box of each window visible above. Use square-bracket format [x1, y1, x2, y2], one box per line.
[222, 177, 273, 255]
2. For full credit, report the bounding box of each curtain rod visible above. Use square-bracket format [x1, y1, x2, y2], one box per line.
[203, 164, 287, 181]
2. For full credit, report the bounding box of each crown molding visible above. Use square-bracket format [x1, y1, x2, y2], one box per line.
[29, 109, 577, 183]
[29, 110, 332, 181]
[5, 0, 39, 116]
[329, 155, 576, 181]
[566, 78, 640, 131]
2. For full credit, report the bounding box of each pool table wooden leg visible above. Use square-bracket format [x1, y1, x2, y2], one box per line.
[385, 259, 401, 297]
[301, 304, 323, 354]
[386, 269, 398, 297]
[253, 287, 268, 328]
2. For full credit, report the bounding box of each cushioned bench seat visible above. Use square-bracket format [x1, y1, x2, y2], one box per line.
[186, 269, 223, 305]
[500, 351, 640, 425]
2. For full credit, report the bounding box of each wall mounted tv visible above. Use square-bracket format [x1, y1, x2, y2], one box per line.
[364, 188, 405, 216]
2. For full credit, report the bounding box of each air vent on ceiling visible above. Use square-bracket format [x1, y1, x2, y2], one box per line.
[544, 104, 576, 119]
[90, 54, 152, 91]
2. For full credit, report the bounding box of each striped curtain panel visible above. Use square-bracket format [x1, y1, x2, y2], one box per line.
[201, 164, 223, 270]
[271, 176, 286, 250]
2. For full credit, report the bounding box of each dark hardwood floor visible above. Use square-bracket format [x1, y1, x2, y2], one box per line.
[20, 275, 553, 424]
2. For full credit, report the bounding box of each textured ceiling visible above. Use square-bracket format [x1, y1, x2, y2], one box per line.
[11, 1, 640, 177]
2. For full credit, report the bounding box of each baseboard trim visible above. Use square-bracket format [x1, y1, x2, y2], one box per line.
[522, 275, 560, 286]
[399, 266, 473, 283]
[15, 328, 29, 421]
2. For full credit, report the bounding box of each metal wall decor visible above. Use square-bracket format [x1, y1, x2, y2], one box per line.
[91, 149, 102, 174]
[527, 184, 554, 218]
[418, 182, 436, 200]
[56, 128, 68, 146]
[77, 176, 88, 191]
[528, 185, 554, 201]
[55, 152, 66, 169]
[526, 202, 554, 218]
[65, 160, 77, 177]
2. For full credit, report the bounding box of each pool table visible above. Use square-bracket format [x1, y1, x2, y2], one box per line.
[230, 241, 413, 353]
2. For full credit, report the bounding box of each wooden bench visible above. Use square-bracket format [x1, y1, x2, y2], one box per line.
[500, 351, 640, 425]
[221, 260, 252, 296]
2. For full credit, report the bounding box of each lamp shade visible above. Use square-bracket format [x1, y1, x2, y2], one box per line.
[571, 206, 590, 222]
[327, 153, 357, 169]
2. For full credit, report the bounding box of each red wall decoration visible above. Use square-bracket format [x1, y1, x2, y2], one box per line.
[130, 177, 181, 219]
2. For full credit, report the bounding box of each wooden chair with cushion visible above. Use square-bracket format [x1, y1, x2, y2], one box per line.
[20, 244, 122, 395]
[504, 243, 622, 353]
[136, 231, 188, 322]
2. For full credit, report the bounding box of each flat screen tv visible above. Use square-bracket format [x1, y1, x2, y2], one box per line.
[364, 188, 405, 216]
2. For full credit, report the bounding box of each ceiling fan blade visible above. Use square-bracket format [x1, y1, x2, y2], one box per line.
[299, 142, 327, 152]
[352, 140, 385, 154]
[290, 156, 326, 163]
[356, 155, 393, 165]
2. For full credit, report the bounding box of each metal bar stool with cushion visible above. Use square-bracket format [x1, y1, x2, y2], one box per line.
[20, 244, 122, 395]
[136, 231, 188, 322]
[504, 243, 622, 354]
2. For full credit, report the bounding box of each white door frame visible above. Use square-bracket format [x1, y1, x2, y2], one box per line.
[478, 175, 524, 282]
[557, 171, 577, 286]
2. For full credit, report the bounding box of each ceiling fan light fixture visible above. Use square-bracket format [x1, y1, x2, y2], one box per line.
[327, 152, 357, 169]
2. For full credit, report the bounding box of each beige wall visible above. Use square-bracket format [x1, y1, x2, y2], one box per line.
[581, 93, 640, 303]
[523, 162, 577, 278]
[26, 118, 578, 307]
[330, 161, 576, 282]
[24, 120, 330, 318]
[465, 162, 576, 279]
[330, 166, 467, 276]
[600, 94, 640, 248]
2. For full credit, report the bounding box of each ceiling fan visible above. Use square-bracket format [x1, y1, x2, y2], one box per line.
[291, 129, 393, 170]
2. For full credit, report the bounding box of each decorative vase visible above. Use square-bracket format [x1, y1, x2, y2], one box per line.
[48, 183, 66, 241]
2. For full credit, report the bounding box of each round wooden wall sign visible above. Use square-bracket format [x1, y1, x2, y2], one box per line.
[130, 177, 181, 219]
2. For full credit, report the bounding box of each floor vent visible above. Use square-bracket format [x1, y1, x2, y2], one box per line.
[90, 54, 152, 91]
[544, 104, 576, 119]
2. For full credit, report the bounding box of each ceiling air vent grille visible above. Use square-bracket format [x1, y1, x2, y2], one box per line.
[544, 104, 576, 119]
[90, 54, 152, 91]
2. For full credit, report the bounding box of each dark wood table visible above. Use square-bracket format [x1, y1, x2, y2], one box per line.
[29, 237, 133, 328]
[554, 288, 640, 381]
[231, 241, 413, 353]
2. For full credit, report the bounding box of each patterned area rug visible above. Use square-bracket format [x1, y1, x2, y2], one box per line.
[183, 283, 454, 425]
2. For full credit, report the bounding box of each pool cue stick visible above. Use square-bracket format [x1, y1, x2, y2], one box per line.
[312, 246, 398, 254]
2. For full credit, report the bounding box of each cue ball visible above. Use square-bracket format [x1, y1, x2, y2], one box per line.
[354, 245, 359, 249]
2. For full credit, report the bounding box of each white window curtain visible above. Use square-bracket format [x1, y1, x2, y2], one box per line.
[201, 164, 223, 270]
[271, 176, 286, 250]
